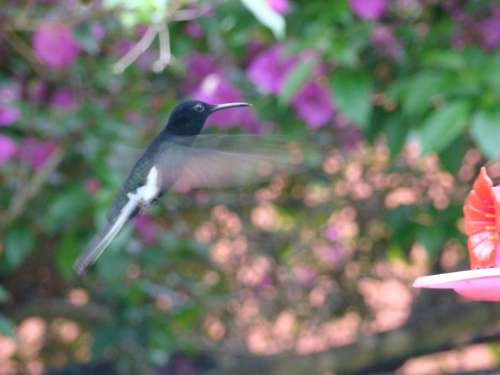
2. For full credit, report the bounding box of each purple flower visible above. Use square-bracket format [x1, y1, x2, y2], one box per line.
[51, 88, 78, 110]
[193, 73, 254, 129]
[90, 23, 106, 41]
[349, 0, 387, 20]
[134, 213, 158, 245]
[0, 106, 20, 126]
[183, 54, 264, 131]
[478, 17, 500, 50]
[333, 113, 363, 152]
[18, 138, 57, 170]
[291, 80, 335, 129]
[247, 45, 297, 94]
[0, 135, 17, 166]
[184, 21, 203, 38]
[371, 26, 402, 58]
[182, 53, 219, 93]
[27, 80, 49, 104]
[33, 22, 80, 69]
[267, 0, 290, 14]
[243, 40, 266, 67]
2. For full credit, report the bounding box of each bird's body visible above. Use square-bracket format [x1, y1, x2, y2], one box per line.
[74, 100, 250, 274]
[107, 135, 165, 223]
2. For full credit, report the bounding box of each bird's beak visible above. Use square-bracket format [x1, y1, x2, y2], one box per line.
[210, 102, 251, 113]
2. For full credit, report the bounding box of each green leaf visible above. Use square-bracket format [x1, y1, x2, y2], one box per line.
[402, 72, 450, 115]
[418, 101, 471, 154]
[331, 68, 373, 128]
[439, 136, 466, 173]
[384, 114, 409, 158]
[45, 187, 89, 233]
[0, 286, 8, 303]
[422, 50, 466, 71]
[470, 109, 500, 159]
[241, 0, 285, 39]
[417, 225, 444, 258]
[5, 227, 34, 269]
[0, 315, 15, 337]
[92, 324, 116, 357]
[279, 58, 316, 105]
[55, 233, 81, 280]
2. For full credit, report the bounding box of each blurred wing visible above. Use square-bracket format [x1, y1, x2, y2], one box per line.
[154, 134, 299, 192]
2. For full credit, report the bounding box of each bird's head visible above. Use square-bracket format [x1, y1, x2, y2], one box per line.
[165, 100, 251, 136]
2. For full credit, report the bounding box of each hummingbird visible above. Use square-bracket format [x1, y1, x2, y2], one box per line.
[74, 100, 262, 275]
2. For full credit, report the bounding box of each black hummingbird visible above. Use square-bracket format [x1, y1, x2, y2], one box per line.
[74, 100, 288, 274]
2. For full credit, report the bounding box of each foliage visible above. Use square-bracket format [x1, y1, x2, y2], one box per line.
[1, 0, 500, 374]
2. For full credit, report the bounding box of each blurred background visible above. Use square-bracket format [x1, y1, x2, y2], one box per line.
[1, 0, 500, 374]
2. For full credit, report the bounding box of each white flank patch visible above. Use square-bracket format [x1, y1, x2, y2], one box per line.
[128, 166, 160, 204]
[74, 167, 161, 274]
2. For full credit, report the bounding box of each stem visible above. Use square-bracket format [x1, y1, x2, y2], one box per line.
[153, 23, 172, 72]
[113, 25, 158, 74]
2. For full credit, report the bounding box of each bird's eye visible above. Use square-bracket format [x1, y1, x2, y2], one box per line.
[193, 103, 205, 113]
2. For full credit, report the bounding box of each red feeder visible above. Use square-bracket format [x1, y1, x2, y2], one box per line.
[413, 167, 500, 301]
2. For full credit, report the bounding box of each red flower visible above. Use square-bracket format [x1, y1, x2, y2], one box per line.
[463, 167, 500, 269]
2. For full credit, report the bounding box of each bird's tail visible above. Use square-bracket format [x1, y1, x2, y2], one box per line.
[74, 197, 140, 275]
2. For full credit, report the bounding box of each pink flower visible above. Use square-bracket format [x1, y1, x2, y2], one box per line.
[315, 244, 345, 266]
[0, 106, 20, 126]
[323, 224, 340, 241]
[247, 45, 298, 94]
[291, 80, 335, 129]
[349, 0, 388, 20]
[184, 21, 203, 38]
[0, 135, 17, 166]
[134, 213, 158, 245]
[292, 265, 317, 285]
[33, 22, 80, 69]
[18, 138, 57, 170]
[84, 178, 101, 194]
[51, 88, 78, 110]
[125, 110, 142, 125]
[267, 0, 290, 14]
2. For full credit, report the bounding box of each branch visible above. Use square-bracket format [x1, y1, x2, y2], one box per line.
[1, 147, 64, 225]
[113, 25, 158, 74]
[1, 31, 49, 76]
[209, 302, 500, 375]
[8, 299, 111, 325]
[152, 23, 172, 72]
